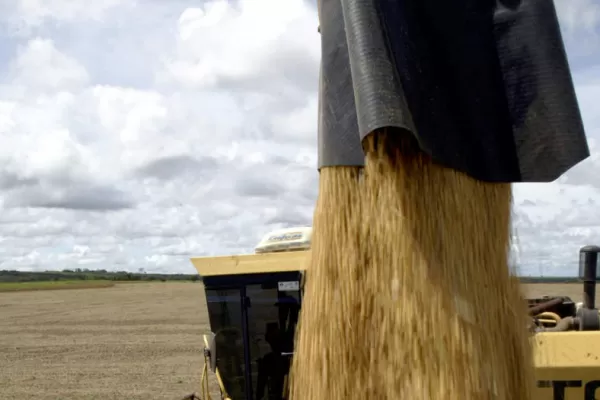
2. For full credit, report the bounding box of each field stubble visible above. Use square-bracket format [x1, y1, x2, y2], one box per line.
[0, 282, 586, 399]
[0, 282, 217, 400]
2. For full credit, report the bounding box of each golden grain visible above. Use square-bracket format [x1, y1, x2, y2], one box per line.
[291, 131, 535, 399]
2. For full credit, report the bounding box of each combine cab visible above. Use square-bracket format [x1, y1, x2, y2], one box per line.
[191, 228, 308, 400]
[191, 229, 600, 400]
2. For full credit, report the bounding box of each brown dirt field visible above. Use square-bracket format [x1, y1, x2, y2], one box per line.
[0, 282, 214, 400]
[0, 282, 586, 399]
[522, 283, 583, 300]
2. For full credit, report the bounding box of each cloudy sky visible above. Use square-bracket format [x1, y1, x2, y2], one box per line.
[0, 0, 598, 275]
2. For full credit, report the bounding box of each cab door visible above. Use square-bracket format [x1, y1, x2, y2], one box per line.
[245, 273, 302, 400]
[205, 287, 248, 400]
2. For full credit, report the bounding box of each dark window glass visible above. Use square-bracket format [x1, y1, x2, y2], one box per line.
[246, 281, 301, 400]
[206, 288, 247, 399]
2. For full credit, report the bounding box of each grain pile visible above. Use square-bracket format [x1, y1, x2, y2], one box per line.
[291, 131, 535, 399]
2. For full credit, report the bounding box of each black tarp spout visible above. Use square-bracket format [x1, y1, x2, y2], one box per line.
[317, 0, 590, 182]
[317, 0, 364, 169]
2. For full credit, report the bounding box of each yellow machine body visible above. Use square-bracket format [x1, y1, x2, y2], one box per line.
[534, 332, 600, 400]
[192, 251, 600, 400]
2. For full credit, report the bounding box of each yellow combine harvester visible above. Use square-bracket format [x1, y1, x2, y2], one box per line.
[190, 228, 600, 400]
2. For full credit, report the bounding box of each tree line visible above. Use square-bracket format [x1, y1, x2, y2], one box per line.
[519, 276, 579, 284]
[0, 269, 580, 284]
[0, 269, 200, 283]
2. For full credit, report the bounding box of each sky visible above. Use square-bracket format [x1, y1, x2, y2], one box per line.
[0, 0, 598, 275]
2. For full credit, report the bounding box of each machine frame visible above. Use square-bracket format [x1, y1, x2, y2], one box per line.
[192, 251, 600, 400]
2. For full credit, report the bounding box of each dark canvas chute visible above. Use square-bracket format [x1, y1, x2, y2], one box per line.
[317, 0, 590, 182]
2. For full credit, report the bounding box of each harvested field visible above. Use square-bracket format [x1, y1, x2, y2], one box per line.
[0, 282, 212, 400]
[523, 283, 584, 299]
[0, 282, 585, 399]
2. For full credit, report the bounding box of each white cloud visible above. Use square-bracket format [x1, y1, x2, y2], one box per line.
[7, 38, 89, 92]
[161, 0, 319, 89]
[556, 0, 600, 36]
[1, 0, 136, 36]
[555, 0, 600, 57]
[0, 0, 597, 275]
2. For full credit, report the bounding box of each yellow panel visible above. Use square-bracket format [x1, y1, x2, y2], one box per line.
[533, 331, 600, 400]
[190, 250, 310, 277]
[534, 332, 600, 368]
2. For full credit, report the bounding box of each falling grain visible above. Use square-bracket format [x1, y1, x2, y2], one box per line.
[291, 130, 535, 399]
